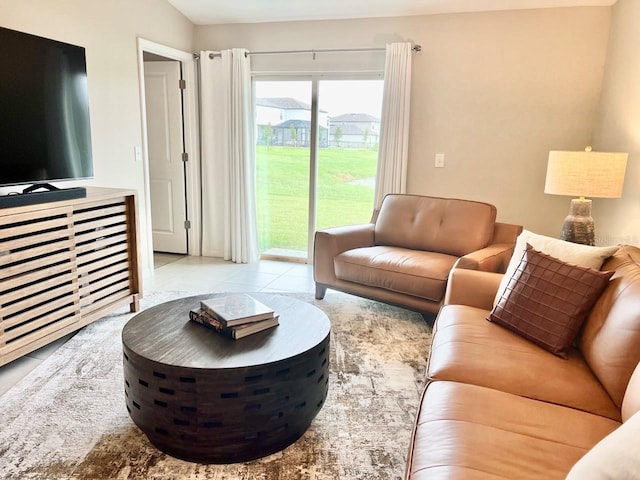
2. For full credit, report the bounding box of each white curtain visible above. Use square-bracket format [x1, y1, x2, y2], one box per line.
[373, 42, 413, 209]
[200, 49, 259, 263]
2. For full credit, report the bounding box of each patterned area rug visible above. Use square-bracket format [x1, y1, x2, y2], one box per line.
[0, 291, 432, 480]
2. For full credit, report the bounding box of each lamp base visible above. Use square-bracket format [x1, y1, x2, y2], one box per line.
[560, 198, 595, 246]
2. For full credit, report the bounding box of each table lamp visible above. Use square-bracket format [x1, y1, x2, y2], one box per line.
[544, 147, 628, 246]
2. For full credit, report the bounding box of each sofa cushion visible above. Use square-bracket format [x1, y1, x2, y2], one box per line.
[428, 305, 620, 419]
[566, 411, 640, 480]
[580, 244, 640, 410]
[374, 194, 496, 257]
[406, 381, 619, 480]
[493, 230, 618, 307]
[334, 246, 458, 302]
[489, 245, 613, 358]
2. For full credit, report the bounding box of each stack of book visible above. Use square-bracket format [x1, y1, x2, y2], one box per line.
[189, 294, 279, 340]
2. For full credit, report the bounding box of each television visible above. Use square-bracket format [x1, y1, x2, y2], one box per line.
[0, 26, 93, 206]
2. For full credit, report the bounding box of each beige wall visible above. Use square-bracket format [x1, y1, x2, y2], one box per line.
[1, 2, 628, 259]
[592, 0, 640, 246]
[0, 0, 194, 272]
[196, 7, 611, 238]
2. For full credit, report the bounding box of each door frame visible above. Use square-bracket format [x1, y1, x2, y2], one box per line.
[136, 38, 201, 271]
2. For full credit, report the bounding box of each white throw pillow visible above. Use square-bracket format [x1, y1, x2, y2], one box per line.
[565, 411, 640, 479]
[493, 230, 618, 307]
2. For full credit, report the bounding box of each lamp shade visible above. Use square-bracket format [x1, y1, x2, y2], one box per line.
[544, 150, 628, 198]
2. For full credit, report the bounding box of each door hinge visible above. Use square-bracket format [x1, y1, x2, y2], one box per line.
[179, 79, 186, 90]
[182, 152, 189, 162]
[184, 220, 191, 230]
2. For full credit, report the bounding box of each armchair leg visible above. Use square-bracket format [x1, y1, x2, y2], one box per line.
[315, 284, 328, 300]
[421, 312, 436, 328]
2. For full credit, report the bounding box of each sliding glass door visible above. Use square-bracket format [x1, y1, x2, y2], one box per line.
[255, 80, 312, 260]
[315, 80, 383, 232]
[254, 77, 383, 262]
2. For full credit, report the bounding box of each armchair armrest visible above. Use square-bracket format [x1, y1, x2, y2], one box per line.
[455, 243, 516, 273]
[313, 223, 375, 286]
[454, 222, 521, 273]
[444, 269, 504, 310]
[492, 221, 523, 244]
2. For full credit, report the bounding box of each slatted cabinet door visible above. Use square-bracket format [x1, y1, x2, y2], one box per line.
[0, 188, 142, 367]
[0, 206, 81, 362]
[74, 198, 137, 322]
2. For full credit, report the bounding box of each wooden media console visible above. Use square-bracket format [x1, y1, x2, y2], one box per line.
[0, 187, 142, 367]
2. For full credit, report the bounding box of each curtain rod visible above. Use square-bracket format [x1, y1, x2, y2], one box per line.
[247, 45, 421, 56]
[200, 44, 421, 60]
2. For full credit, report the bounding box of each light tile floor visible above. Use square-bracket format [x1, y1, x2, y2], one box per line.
[0, 254, 315, 397]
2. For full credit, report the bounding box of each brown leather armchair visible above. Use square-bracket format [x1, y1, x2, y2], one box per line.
[313, 194, 522, 315]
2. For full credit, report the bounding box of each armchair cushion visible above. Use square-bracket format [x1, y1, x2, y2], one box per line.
[335, 246, 457, 302]
[489, 244, 613, 358]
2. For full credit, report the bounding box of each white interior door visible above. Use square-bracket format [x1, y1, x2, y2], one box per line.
[144, 61, 187, 254]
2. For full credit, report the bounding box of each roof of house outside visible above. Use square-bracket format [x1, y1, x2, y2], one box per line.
[330, 113, 380, 122]
[273, 119, 311, 128]
[256, 97, 329, 112]
[257, 97, 310, 110]
[330, 124, 374, 135]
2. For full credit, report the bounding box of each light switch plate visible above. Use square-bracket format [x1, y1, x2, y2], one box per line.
[435, 153, 445, 168]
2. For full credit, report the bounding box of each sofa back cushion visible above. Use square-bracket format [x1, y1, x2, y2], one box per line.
[580, 245, 640, 409]
[374, 195, 497, 257]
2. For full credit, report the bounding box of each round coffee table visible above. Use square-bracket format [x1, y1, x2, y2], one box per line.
[122, 293, 331, 464]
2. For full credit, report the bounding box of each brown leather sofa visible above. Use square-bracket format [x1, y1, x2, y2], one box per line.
[313, 194, 523, 315]
[405, 244, 640, 479]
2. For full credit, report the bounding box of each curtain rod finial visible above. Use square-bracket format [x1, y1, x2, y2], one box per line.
[412, 44, 422, 52]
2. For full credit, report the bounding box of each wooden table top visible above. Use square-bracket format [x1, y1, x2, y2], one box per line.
[122, 293, 331, 370]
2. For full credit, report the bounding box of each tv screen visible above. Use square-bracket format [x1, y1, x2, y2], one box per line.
[0, 26, 93, 188]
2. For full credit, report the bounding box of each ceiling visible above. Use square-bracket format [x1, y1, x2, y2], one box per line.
[167, 0, 616, 25]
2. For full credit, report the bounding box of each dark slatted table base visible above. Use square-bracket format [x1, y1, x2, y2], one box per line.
[123, 337, 330, 463]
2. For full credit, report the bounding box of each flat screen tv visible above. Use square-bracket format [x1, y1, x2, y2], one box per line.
[0, 26, 93, 197]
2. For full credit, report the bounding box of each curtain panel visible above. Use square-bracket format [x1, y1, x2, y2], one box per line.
[200, 49, 259, 263]
[374, 42, 413, 209]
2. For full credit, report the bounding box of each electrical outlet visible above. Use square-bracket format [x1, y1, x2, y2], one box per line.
[435, 153, 445, 168]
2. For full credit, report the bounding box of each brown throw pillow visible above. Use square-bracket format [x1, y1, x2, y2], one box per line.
[488, 244, 613, 358]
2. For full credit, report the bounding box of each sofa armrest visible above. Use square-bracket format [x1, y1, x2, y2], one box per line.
[444, 269, 504, 310]
[455, 243, 516, 273]
[313, 223, 375, 285]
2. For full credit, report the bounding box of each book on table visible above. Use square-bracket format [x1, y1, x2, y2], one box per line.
[189, 307, 279, 340]
[200, 294, 276, 327]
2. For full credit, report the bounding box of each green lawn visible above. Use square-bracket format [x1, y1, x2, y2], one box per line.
[256, 145, 377, 253]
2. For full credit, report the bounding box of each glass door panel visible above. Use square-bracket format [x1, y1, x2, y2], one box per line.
[255, 80, 312, 260]
[316, 80, 383, 231]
